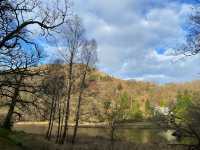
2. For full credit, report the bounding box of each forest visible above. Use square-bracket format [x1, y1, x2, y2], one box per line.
[1, 0, 200, 150]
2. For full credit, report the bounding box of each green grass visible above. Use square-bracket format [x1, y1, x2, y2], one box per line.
[0, 128, 10, 138]
[0, 128, 26, 149]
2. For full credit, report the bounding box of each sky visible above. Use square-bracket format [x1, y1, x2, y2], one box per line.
[45, 0, 200, 84]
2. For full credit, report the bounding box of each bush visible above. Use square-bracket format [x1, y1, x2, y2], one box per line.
[117, 83, 123, 91]
[100, 75, 113, 81]
[88, 74, 98, 82]
[128, 111, 144, 121]
[120, 92, 129, 109]
[134, 111, 144, 120]
[174, 90, 192, 118]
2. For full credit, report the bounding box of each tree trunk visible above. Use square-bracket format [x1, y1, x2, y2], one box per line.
[2, 100, 16, 130]
[56, 96, 62, 143]
[46, 97, 55, 140]
[48, 109, 55, 140]
[61, 84, 72, 143]
[111, 126, 115, 142]
[61, 54, 74, 144]
[110, 121, 116, 142]
[72, 68, 87, 144]
[49, 96, 57, 140]
[2, 78, 21, 130]
[58, 105, 65, 143]
[110, 123, 115, 150]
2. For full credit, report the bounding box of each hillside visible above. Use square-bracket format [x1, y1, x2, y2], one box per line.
[1, 64, 200, 123]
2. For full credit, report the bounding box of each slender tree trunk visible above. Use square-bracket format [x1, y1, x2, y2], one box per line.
[71, 93, 82, 144]
[109, 122, 115, 150]
[72, 64, 88, 144]
[49, 95, 58, 140]
[58, 105, 65, 143]
[56, 96, 62, 143]
[61, 54, 74, 144]
[111, 125, 115, 142]
[61, 83, 72, 143]
[46, 97, 55, 140]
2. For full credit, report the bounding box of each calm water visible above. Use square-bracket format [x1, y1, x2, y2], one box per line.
[14, 123, 176, 144]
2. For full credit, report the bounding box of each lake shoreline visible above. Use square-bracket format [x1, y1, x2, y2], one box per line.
[0, 127, 185, 150]
[15, 121, 161, 129]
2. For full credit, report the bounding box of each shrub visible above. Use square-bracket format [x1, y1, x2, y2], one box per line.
[117, 83, 123, 91]
[88, 74, 98, 82]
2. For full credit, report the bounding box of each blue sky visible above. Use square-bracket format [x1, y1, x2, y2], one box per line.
[44, 0, 200, 84]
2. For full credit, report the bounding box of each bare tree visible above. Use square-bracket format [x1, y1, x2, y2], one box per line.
[177, 6, 200, 56]
[0, 0, 70, 130]
[0, 0, 69, 53]
[170, 6, 200, 149]
[59, 16, 85, 144]
[0, 48, 43, 129]
[71, 39, 98, 144]
[41, 62, 66, 141]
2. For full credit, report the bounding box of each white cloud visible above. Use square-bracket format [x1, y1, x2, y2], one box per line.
[51, 0, 200, 83]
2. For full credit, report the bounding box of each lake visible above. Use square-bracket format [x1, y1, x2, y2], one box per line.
[14, 122, 176, 144]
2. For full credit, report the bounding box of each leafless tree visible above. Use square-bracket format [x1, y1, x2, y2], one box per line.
[58, 15, 85, 144]
[0, 48, 43, 129]
[177, 6, 200, 56]
[0, 0, 69, 53]
[0, 0, 70, 130]
[41, 62, 66, 141]
[71, 39, 98, 144]
[171, 6, 200, 149]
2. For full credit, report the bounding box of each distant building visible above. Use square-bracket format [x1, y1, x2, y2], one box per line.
[154, 106, 169, 115]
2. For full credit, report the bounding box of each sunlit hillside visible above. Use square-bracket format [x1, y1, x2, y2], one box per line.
[1, 64, 199, 123]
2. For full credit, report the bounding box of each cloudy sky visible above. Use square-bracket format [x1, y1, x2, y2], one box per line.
[50, 0, 200, 84]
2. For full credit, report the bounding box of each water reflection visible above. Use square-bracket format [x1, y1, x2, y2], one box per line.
[14, 124, 176, 144]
